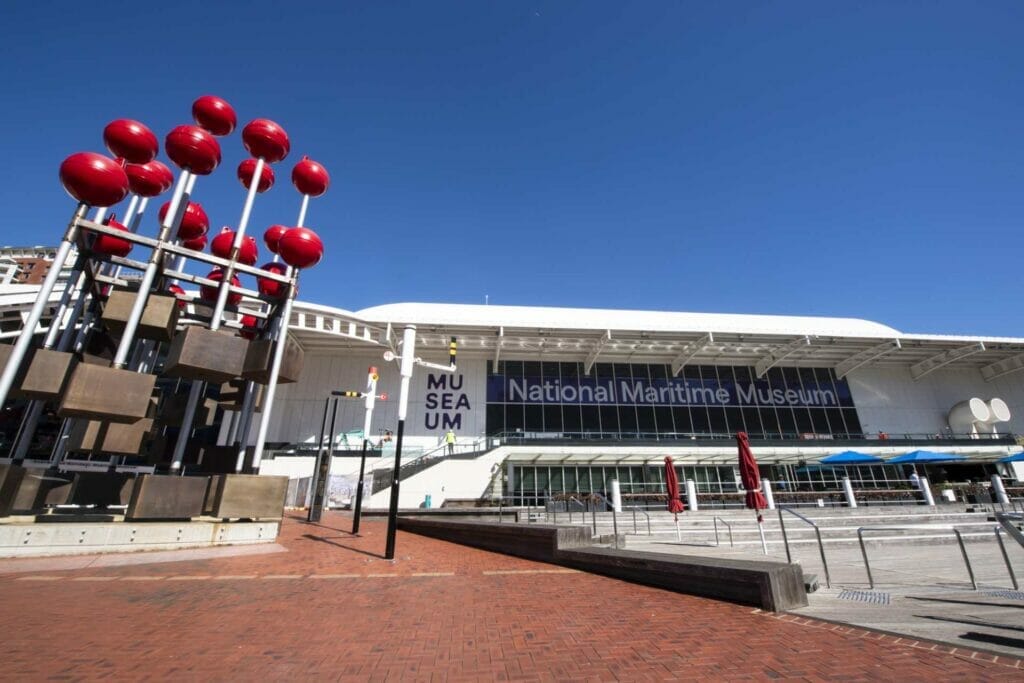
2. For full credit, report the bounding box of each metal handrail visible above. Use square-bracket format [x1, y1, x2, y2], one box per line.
[857, 526, 976, 590]
[627, 506, 652, 535]
[592, 494, 619, 549]
[993, 527, 1019, 591]
[713, 516, 734, 547]
[777, 506, 831, 588]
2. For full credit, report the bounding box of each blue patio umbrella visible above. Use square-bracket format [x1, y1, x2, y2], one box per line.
[887, 450, 966, 464]
[997, 453, 1024, 463]
[820, 451, 884, 465]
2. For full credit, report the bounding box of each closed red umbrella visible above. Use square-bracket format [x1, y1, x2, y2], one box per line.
[664, 456, 685, 541]
[736, 432, 768, 553]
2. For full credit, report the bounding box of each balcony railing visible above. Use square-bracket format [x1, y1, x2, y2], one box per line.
[491, 430, 1017, 447]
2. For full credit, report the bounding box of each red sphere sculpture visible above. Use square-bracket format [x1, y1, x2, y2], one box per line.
[262, 224, 289, 254]
[291, 156, 330, 197]
[165, 125, 221, 175]
[237, 158, 275, 193]
[59, 152, 130, 207]
[257, 261, 289, 297]
[211, 227, 259, 265]
[239, 314, 260, 339]
[159, 200, 209, 240]
[103, 119, 159, 164]
[192, 95, 237, 136]
[183, 234, 207, 251]
[278, 226, 324, 269]
[241, 119, 290, 163]
[125, 160, 174, 197]
[90, 218, 133, 257]
[166, 283, 187, 310]
[200, 269, 242, 306]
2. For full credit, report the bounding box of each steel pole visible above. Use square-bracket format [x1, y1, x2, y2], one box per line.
[352, 366, 379, 534]
[0, 205, 87, 406]
[384, 325, 416, 560]
[111, 170, 191, 367]
[250, 283, 297, 471]
[209, 158, 264, 327]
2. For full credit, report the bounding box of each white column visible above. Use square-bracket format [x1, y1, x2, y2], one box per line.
[762, 479, 776, 510]
[685, 479, 698, 511]
[991, 474, 1010, 506]
[610, 479, 622, 512]
[842, 476, 858, 508]
[919, 476, 936, 506]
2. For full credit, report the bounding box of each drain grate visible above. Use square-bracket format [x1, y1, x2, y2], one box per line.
[837, 590, 891, 605]
[982, 590, 1024, 600]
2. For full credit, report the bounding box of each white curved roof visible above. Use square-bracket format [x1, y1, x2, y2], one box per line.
[355, 302, 903, 338]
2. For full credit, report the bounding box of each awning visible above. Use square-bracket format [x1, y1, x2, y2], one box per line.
[819, 451, 884, 465]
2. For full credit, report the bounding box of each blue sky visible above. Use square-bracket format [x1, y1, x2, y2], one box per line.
[2, 2, 1022, 335]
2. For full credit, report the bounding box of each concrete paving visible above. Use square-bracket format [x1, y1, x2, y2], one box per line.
[622, 519, 1024, 658]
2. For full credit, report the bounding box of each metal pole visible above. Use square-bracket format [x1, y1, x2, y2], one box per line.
[778, 508, 792, 563]
[250, 277, 297, 471]
[306, 396, 331, 513]
[612, 507, 618, 548]
[352, 366, 379, 535]
[953, 529, 977, 590]
[815, 527, 831, 588]
[0, 205, 87, 406]
[384, 325, 416, 560]
[209, 158, 264, 327]
[858, 529, 874, 589]
[309, 397, 338, 523]
[112, 170, 191, 367]
[994, 528, 1019, 591]
[714, 517, 720, 546]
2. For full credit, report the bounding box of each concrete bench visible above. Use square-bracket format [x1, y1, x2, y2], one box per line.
[397, 516, 806, 612]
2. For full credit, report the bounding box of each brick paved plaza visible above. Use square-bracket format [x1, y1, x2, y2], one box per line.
[0, 513, 1021, 681]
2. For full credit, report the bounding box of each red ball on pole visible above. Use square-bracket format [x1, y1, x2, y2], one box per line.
[89, 217, 134, 257]
[241, 119, 290, 163]
[237, 158, 275, 193]
[165, 125, 221, 175]
[103, 119, 159, 164]
[256, 261, 289, 297]
[159, 200, 209, 240]
[192, 95, 237, 136]
[183, 234, 207, 251]
[291, 156, 330, 197]
[166, 283, 187, 310]
[239, 314, 260, 339]
[125, 160, 174, 197]
[278, 226, 324, 269]
[263, 224, 289, 254]
[200, 269, 241, 305]
[211, 227, 259, 265]
[59, 152, 130, 207]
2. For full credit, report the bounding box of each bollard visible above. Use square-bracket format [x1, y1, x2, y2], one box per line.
[991, 475, 1010, 507]
[842, 477, 858, 508]
[610, 479, 622, 512]
[685, 479, 698, 511]
[762, 479, 776, 510]
[920, 476, 936, 506]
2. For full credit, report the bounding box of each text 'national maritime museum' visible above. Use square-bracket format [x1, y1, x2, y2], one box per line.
[238, 300, 1024, 509]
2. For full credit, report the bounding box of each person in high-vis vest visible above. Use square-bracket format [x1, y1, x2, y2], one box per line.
[445, 429, 456, 455]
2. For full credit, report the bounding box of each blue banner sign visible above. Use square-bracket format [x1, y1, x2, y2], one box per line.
[487, 374, 853, 408]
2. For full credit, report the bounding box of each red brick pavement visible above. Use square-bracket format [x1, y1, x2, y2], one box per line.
[0, 512, 1020, 681]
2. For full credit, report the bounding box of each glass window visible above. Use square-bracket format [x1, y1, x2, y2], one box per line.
[524, 405, 543, 432]
[619, 405, 638, 436]
[580, 405, 600, 434]
[690, 406, 710, 434]
[724, 407, 744, 434]
[486, 404, 504, 435]
[707, 408, 727, 434]
[599, 406, 619, 434]
[543, 405, 563, 433]
[673, 407, 693, 434]
[505, 404, 524, 432]
[653, 406, 674, 434]
[563, 404, 582, 433]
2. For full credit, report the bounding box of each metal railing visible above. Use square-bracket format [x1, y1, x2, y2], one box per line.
[627, 506, 651, 535]
[713, 516, 734, 547]
[857, 526, 975, 590]
[993, 527, 1019, 591]
[777, 506, 831, 588]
